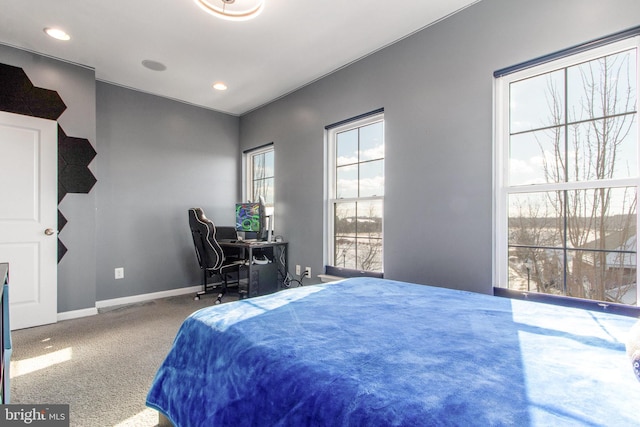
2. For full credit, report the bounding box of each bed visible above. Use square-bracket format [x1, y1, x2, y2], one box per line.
[146, 277, 639, 426]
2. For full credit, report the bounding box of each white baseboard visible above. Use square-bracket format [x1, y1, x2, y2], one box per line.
[56, 285, 202, 322]
[58, 307, 98, 322]
[96, 285, 202, 309]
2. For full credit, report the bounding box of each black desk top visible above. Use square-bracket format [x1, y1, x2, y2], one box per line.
[218, 240, 286, 247]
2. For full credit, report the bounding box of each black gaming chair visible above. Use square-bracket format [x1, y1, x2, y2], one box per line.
[188, 208, 244, 303]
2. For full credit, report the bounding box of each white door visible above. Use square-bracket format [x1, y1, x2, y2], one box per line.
[0, 111, 58, 330]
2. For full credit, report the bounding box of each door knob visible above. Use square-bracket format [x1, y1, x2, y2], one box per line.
[44, 228, 56, 236]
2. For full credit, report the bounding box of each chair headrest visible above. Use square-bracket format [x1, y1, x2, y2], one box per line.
[189, 208, 211, 222]
[190, 207, 206, 221]
[189, 208, 211, 229]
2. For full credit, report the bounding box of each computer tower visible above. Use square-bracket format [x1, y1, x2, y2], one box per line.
[248, 262, 278, 297]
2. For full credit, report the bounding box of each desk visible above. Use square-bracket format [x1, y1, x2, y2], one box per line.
[219, 241, 288, 298]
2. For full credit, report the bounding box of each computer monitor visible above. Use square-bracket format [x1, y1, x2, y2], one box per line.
[235, 197, 270, 241]
[235, 202, 263, 236]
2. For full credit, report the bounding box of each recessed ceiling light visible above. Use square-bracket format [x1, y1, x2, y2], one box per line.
[213, 82, 228, 91]
[142, 60, 167, 71]
[43, 27, 70, 41]
[194, 0, 264, 21]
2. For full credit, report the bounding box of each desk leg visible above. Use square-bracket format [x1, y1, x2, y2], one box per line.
[275, 244, 287, 288]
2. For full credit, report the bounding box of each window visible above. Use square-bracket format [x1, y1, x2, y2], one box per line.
[495, 36, 639, 306]
[245, 144, 274, 206]
[327, 112, 384, 272]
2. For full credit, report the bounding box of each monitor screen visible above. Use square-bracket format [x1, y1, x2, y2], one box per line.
[235, 202, 262, 233]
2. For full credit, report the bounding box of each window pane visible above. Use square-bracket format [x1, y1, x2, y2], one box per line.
[567, 49, 637, 123]
[359, 122, 384, 161]
[356, 200, 383, 272]
[254, 177, 274, 205]
[359, 160, 384, 197]
[508, 192, 564, 248]
[568, 115, 637, 181]
[252, 153, 265, 178]
[336, 164, 358, 198]
[508, 248, 565, 294]
[509, 127, 565, 185]
[335, 237, 357, 269]
[249, 148, 274, 205]
[335, 202, 356, 236]
[356, 237, 383, 272]
[335, 201, 357, 269]
[510, 70, 564, 134]
[356, 200, 383, 237]
[568, 250, 636, 304]
[566, 187, 637, 250]
[263, 150, 274, 178]
[337, 129, 358, 166]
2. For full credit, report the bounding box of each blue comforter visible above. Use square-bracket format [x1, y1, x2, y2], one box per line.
[147, 278, 638, 426]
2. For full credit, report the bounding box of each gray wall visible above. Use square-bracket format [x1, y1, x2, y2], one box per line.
[95, 83, 240, 301]
[0, 44, 98, 312]
[239, 0, 640, 294]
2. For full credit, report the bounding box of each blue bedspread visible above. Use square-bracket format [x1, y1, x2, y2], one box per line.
[146, 278, 639, 426]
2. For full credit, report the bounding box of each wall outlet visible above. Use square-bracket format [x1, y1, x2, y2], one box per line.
[304, 267, 311, 278]
[295, 264, 301, 275]
[114, 267, 124, 280]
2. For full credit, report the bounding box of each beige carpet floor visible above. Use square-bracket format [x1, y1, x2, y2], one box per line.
[9, 290, 237, 426]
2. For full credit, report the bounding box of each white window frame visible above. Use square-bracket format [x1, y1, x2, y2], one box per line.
[494, 36, 640, 306]
[325, 112, 384, 272]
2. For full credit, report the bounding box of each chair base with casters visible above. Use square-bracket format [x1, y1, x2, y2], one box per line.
[189, 207, 245, 304]
[194, 262, 244, 303]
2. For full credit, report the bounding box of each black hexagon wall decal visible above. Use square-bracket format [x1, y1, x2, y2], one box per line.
[59, 164, 97, 194]
[58, 181, 66, 204]
[0, 62, 97, 262]
[0, 63, 66, 119]
[58, 125, 97, 199]
[58, 239, 67, 263]
[58, 210, 68, 232]
[59, 127, 97, 166]
[26, 87, 67, 120]
[0, 63, 36, 116]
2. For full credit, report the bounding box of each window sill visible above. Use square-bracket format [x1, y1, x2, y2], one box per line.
[494, 287, 640, 318]
[318, 274, 344, 283]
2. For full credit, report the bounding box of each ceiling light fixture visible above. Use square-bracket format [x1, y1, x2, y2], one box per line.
[142, 60, 167, 71]
[43, 27, 70, 41]
[213, 82, 228, 91]
[194, 0, 264, 21]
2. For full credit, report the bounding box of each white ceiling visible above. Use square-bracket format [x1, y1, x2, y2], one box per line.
[0, 0, 479, 115]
